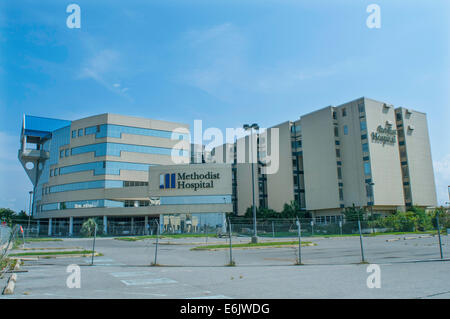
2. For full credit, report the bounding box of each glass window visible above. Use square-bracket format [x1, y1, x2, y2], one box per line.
[58, 161, 151, 176]
[360, 121, 367, 131]
[78, 129, 83, 137]
[339, 188, 344, 201]
[160, 195, 232, 205]
[65, 149, 70, 157]
[72, 130, 76, 138]
[332, 111, 337, 120]
[337, 167, 342, 179]
[60, 150, 64, 158]
[362, 143, 369, 153]
[358, 103, 365, 113]
[364, 162, 371, 175]
[344, 125, 348, 135]
[342, 108, 347, 117]
[334, 126, 339, 137]
[71, 142, 189, 157]
[54, 168, 58, 176]
[336, 149, 341, 158]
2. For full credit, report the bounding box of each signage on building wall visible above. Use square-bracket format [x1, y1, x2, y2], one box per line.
[371, 125, 396, 145]
[160, 171, 220, 191]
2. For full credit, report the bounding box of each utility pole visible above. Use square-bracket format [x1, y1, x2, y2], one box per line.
[243, 123, 259, 244]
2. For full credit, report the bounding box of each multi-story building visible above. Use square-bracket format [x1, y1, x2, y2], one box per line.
[19, 97, 437, 234]
[210, 97, 437, 221]
[19, 113, 190, 235]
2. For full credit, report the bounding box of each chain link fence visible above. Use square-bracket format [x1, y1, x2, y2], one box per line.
[4, 216, 449, 267]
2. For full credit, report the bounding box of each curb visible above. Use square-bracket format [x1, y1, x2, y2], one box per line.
[2, 275, 17, 295]
[14, 259, 21, 271]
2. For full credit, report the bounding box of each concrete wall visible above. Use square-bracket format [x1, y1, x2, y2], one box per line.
[363, 98, 404, 207]
[398, 108, 437, 207]
[265, 121, 295, 212]
[301, 106, 341, 210]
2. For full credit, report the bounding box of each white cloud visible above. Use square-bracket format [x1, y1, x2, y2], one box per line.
[177, 23, 355, 100]
[77, 49, 132, 101]
[434, 154, 450, 206]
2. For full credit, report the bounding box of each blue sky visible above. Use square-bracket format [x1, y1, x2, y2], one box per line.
[0, 0, 449, 212]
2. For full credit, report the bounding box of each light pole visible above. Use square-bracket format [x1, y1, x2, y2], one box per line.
[243, 123, 259, 244]
[366, 182, 375, 218]
[28, 191, 33, 233]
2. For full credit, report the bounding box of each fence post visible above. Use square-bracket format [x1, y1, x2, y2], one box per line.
[358, 219, 366, 263]
[339, 220, 342, 236]
[436, 214, 444, 260]
[228, 218, 233, 266]
[91, 222, 97, 266]
[272, 221, 275, 238]
[296, 217, 302, 265]
[153, 220, 160, 266]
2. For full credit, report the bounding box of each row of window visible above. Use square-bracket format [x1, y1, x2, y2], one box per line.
[41, 180, 149, 195]
[70, 142, 188, 158]
[71, 124, 189, 141]
[38, 195, 232, 212]
[332, 103, 365, 121]
[51, 161, 152, 177]
[40, 199, 124, 212]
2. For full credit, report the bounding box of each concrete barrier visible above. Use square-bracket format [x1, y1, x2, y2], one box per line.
[2, 276, 16, 295]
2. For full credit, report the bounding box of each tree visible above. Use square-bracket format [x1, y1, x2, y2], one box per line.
[343, 205, 365, 222]
[80, 218, 103, 237]
[0, 208, 29, 225]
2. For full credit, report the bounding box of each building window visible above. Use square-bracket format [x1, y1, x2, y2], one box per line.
[339, 188, 344, 201]
[332, 111, 337, 120]
[60, 150, 64, 158]
[358, 103, 365, 113]
[334, 126, 339, 137]
[65, 149, 70, 157]
[336, 149, 341, 158]
[342, 108, 347, 117]
[344, 125, 348, 135]
[360, 121, 367, 131]
[54, 168, 59, 176]
[78, 129, 83, 137]
[337, 167, 342, 179]
[364, 162, 371, 175]
[72, 130, 76, 138]
[362, 143, 369, 153]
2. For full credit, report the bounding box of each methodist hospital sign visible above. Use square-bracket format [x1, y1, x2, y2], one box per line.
[160, 171, 220, 191]
[371, 125, 397, 145]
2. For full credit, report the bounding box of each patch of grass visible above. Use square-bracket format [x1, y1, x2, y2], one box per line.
[9, 250, 95, 257]
[0, 258, 17, 272]
[114, 233, 218, 241]
[191, 241, 314, 251]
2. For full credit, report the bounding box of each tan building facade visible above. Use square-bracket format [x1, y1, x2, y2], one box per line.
[210, 97, 437, 221]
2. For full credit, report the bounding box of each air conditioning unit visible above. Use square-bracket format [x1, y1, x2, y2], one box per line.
[408, 125, 415, 131]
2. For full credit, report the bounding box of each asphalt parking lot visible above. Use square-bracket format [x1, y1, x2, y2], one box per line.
[2, 234, 449, 299]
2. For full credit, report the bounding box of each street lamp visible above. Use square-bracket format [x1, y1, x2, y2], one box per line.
[243, 123, 259, 243]
[28, 191, 33, 232]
